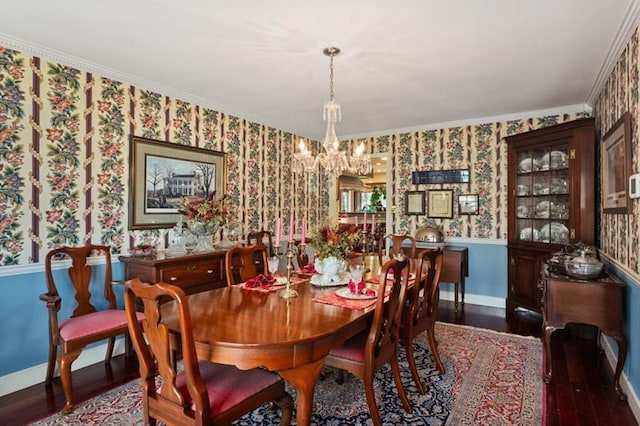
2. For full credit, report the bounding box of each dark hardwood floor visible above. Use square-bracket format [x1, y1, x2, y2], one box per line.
[1, 300, 636, 425]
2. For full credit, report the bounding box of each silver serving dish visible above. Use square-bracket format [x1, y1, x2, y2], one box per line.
[415, 226, 445, 243]
[564, 253, 603, 280]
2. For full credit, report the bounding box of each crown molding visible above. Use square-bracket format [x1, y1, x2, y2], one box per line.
[0, 32, 302, 137]
[587, 0, 640, 105]
[342, 104, 592, 140]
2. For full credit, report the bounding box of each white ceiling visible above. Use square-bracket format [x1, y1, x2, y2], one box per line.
[1, 1, 639, 140]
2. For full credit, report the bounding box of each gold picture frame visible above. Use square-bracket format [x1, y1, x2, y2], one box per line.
[128, 136, 227, 229]
[428, 189, 454, 218]
[601, 112, 631, 214]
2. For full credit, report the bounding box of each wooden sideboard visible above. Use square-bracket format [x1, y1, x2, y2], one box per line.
[541, 268, 627, 400]
[119, 250, 227, 294]
[412, 244, 469, 311]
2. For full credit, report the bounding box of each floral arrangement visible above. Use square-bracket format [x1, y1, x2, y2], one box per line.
[310, 220, 361, 259]
[178, 191, 228, 225]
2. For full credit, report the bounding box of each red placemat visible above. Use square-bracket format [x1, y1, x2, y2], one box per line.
[313, 292, 378, 310]
[366, 273, 415, 285]
[235, 275, 307, 293]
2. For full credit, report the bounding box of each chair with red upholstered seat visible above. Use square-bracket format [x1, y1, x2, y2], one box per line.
[40, 244, 143, 413]
[400, 248, 445, 393]
[124, 278, 293, 425]
[324, 256, 413, 426]
[225, 244, 269, 286]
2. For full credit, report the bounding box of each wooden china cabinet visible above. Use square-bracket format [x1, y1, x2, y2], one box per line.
[506, 118, 595, 317]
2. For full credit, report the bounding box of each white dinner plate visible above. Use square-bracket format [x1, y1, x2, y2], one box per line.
[335, 287, 377, 300]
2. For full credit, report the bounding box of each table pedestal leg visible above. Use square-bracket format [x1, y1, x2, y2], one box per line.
[278, 358, 325, 426]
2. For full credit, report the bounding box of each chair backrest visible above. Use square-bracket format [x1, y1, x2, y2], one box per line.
[124, 278, 211, 423]
[45, 244, 115, 317]
[407, 248, 443, 325]
[367, 256, 411, 361]
[378, 234, 416, 271]
[225, 244, 269, 286]
[247, 230, 274, 257]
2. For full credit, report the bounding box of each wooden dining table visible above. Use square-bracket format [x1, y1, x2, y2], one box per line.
[161, 256, 383, 426]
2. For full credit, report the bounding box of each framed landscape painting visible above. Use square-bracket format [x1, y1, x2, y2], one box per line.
[128, 136, 226, 229]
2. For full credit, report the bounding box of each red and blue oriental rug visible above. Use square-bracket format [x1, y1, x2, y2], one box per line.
[33, 322, 543, 425]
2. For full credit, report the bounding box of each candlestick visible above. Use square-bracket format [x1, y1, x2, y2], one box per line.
[301, 218, 306, 243]
[371, 214, 376, 234]
[274, 241, 299, 299]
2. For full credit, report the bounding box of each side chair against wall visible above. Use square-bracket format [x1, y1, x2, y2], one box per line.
[377, 234, 417, 271]
[400, 248, 445, 394]
[247, 230, 274, 257]
[40, 244, 144, 414]
[124, 278, 293, 425]
[224, 244, 269, 286]
[324, 256, 413, 426]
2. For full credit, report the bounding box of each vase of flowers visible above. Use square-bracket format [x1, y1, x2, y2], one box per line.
[310, 221, 360, 284]
[178, 192, 228, 251]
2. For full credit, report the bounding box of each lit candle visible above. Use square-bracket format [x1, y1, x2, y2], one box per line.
[363, 212, 367, 233]
[371, 214, 376, 234]
[301, 218, 306, 243]
[289, 213, 294, 242]
[275, 218, 282, 246]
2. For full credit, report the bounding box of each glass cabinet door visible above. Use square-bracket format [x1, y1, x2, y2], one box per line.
[514, 145, 570, 245]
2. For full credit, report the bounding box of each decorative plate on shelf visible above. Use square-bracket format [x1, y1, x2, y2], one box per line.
[518, 157, 536, 173]
[519, 227, 540, 241]
[335, 287, 377, 300]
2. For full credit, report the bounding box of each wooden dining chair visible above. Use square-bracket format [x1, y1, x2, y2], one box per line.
[40, 244, 144, 414]
[124, 278, 293, 425]
[324, 256, 413, 426]
[225, 244, 269, 286]
[400, 248, 445, 394]
[377, 233, 417, 271]
[247, 230, 274, 257]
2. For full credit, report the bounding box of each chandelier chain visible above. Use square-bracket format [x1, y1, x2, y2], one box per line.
[329, 53, 335, 102]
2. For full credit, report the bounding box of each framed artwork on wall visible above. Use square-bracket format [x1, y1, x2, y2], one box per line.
[458, 194, 479, 215]
[601, 112, 631, 214]
[405, 191, 425, 215]
[427, 189, 454, 218]
[128, 136, 227, 229]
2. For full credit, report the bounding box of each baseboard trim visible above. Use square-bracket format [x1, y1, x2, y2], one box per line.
[600, 334, 640, 424]
[0, 338, 128, 397]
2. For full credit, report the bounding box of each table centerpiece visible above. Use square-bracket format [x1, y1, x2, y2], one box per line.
[309, 221, 361, 285]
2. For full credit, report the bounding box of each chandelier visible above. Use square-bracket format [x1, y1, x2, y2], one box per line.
[295, 47, 371, 176]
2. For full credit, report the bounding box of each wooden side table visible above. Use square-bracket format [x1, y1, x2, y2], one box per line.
[541, 267, 627, 400]
[440, 246, 469, 311]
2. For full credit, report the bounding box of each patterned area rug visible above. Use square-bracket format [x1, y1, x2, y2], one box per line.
[32, 322, 543, 425]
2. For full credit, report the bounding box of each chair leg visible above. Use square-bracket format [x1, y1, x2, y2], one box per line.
[363, 375, 382, 426]
[59, 349, 81, 414]
[428, 326, 446, 374]
[404, 337, 426, 394]
[105, 336, 116, 363]
[275, 393, 294, 426]
[391, 352, 412, 414]
[336, 369, 345, 384]
[44, 342, 57, 385]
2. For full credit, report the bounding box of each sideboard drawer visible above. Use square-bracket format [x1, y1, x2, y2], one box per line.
[120, 251, 227, 295]
[160, 259, 221, 288]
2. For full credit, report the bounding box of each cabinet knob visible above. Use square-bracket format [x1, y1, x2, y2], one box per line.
[170, 276, 178, 281]
[207, 269, 214, 274]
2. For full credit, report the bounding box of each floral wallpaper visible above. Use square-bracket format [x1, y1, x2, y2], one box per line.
[0, 42, 597, 268]
[344, 113, 587, 240]
[0, 45, 321, 266]
[594, 27, 640, 275]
